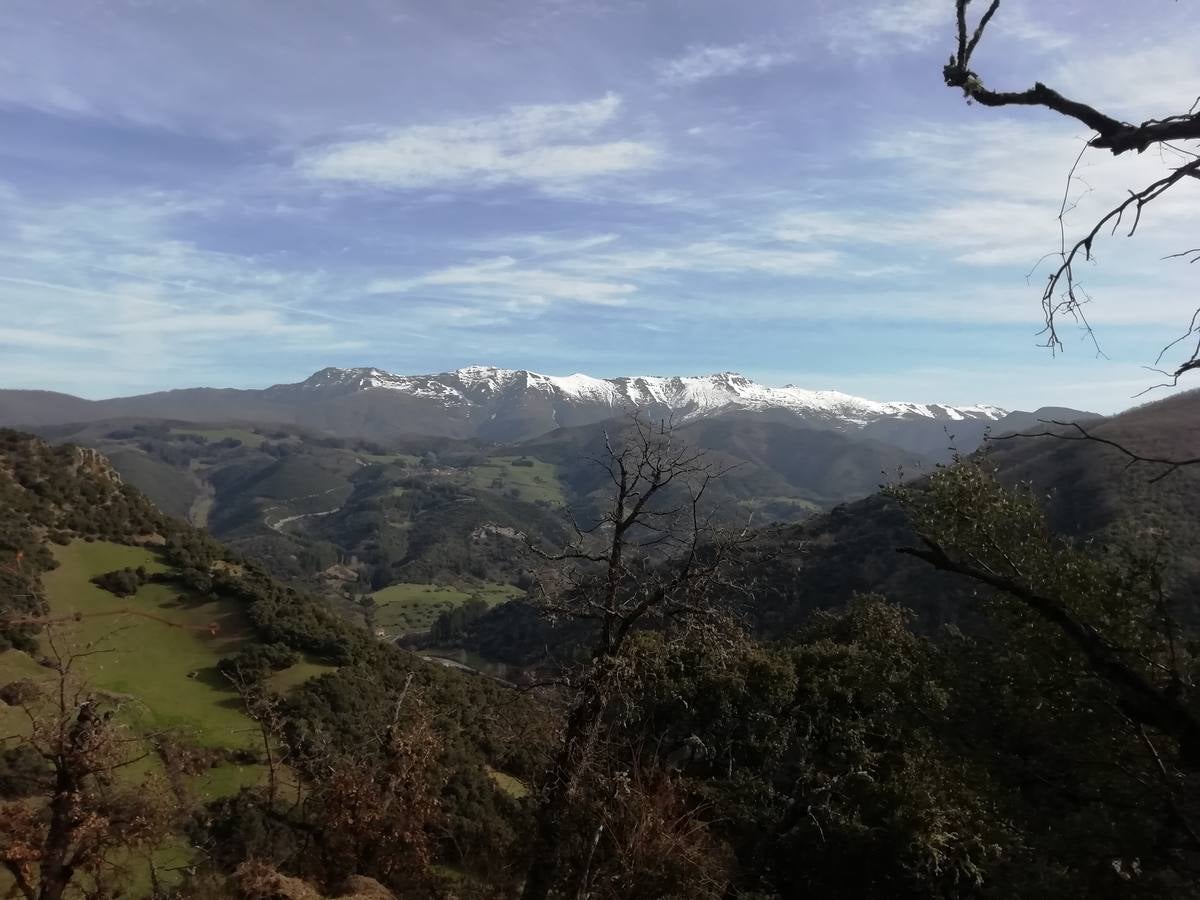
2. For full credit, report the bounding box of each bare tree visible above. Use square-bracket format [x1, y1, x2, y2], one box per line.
[519, 416, 747, 900]
[0, 628, 172, 900]
[944, 0, 1200, 384]
[223, 668, 297, 810]
[209, 670, 444, 896]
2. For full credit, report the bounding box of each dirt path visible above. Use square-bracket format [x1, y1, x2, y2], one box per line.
[264, 487, 345, 531]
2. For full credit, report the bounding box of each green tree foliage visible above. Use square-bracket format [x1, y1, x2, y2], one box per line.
[429, 596, 490, 642]
[89, 565, 150, 597]
[0, 430, 169, 649]
[891, 458, 1200, 895]
[601, 600, 1002, 899]
[217, 642, 301, 683]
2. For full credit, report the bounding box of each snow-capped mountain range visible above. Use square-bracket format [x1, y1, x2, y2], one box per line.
[300, 365, 1006, 429]
[1, 365, 1084, 461]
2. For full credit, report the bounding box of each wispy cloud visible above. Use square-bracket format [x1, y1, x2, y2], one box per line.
[369, 236, 845, 315]
[0, 327, 98, 350]
[852, 0, 951, 51]
[657, 44, 793, 86]
[562, 241, 842, 277]
[0, 186, 384, 393]
[297, 94, 660, 192]
[1053, 38, 1200, 119]
[829, 0, 1069, 57]
[471, 233, 620, 257]
[4, 0, 1192, 411]
[369, 257, 637, 308]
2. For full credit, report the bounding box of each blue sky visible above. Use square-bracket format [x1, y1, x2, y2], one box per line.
[1, 0, 1197, 413]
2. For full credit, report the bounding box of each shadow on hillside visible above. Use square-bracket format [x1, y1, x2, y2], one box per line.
[190, 665, 248, 710]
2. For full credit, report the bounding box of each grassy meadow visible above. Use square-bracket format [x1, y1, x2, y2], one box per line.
[266, 656, 340, 693]
[39, 541, 256, 750]
[466, 456, 566, 506]
[370, 581, 522, 635]
[1, 541, 330, 802]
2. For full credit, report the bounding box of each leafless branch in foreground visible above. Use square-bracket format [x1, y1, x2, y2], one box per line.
[992, 419, 1200, 482]
[520, 413, 751, 900]
[945, 0, 1200, 387]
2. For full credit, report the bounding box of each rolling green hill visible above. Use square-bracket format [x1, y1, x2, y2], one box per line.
[0, 429, 554, 896]
[33, 539, 269, 798]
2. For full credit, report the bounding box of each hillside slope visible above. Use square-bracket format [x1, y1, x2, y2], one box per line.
[30, 413, 941, 603]
[0, 429, 550, 893]
[758, 389, 1200, 634]
[457, 390, 1200, 662]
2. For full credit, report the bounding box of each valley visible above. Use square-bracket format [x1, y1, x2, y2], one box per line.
[21, 401, 958, 632]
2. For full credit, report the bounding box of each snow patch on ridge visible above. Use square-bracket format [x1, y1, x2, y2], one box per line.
[302, 365, 1007, 426]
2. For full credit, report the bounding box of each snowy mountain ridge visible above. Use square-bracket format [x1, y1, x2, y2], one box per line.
[299, 365, 1007, 427]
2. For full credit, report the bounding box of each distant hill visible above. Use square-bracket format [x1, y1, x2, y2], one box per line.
[756, 389, 1200, 633]
[0, 365, 1092, 461]
[0, 389, 102, 427]
[514, 412, 932, 521]
[26, 421, 571, 596]
[33, 411, 944, 603]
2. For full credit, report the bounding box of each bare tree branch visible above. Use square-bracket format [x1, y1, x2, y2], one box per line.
[899, 533, 1200, 765]
[993, 419, 1200, 482]
[520, 414, 749, 900]
[945, 1, 1199, 154]
[945, 0, 1200, 387]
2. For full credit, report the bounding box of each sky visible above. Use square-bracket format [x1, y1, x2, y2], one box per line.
[1, 0, 1197, 413]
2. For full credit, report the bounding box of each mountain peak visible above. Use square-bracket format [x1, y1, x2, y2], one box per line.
[294, 365, 1007, 430]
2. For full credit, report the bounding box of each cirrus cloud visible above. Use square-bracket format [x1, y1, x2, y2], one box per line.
[657, 44, 794, 86]
[298, 93, 660, 192]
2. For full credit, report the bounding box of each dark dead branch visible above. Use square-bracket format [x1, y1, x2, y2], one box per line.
[992, 419, 1200, 482]
[1038, 159, 1200, 353]
[946, 1, 1200, 155]
[945, 0, 1200, 386]
[899, 533, 1200, 765]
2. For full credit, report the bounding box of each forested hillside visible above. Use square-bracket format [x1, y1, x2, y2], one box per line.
[31, 414, 932, 630]
[455, 392, 1200, 662]
[0, 430, 553, 898]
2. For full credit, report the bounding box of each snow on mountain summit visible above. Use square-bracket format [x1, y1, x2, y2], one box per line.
[298, 365, 1006, 429]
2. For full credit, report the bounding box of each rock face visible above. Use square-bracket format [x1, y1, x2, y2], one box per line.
[232, 863, 396, 900]
[70, 445, 122, 483]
